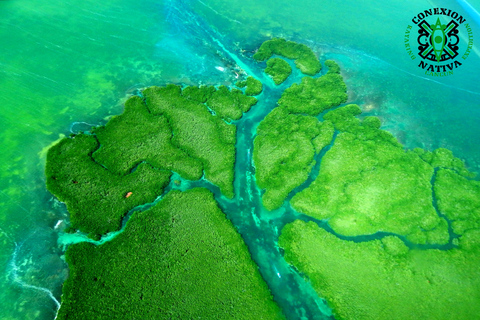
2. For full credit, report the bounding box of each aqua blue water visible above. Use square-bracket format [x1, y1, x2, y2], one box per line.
[1, 0, 479, 319]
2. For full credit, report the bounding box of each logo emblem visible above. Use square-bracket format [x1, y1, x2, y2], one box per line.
[404, 8, 474, 76]
[418, 17, 459, 62]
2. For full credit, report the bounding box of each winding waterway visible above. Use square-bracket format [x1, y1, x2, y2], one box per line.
[3, 0, 480, 319]
[57, 39, 463, 319]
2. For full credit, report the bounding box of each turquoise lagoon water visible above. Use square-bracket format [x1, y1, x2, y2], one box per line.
[0, 0, 479, 319]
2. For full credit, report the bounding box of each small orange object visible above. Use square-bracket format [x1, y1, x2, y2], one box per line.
[125, 192, 133, 198]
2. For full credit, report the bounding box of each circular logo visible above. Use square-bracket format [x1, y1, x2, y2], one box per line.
[404, 8, 474, 76]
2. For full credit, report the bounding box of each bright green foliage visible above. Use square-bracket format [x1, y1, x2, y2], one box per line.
[57, 188, 284, 320]
[45, 37, 480, 320]
[206, 85, 258, 121]
[459, 229, 480, 251]
[92, 96, 202, 179]
[312, 120, 334, 154]
[324, 59, 341, 74]
[253, 57, 345, 210]
[236, 80, 247, 88]
[143, 84, 237, 198]
[236, 77, 263, 96]
[244, 76, 263, 95]
[45, 134, 171, 237]
[435, 168, 480, 235]
[323, 105, 398, 145]
[291, 111, 449, 243]
[254, 107, 333, 210]
[182, 85, 216, 103]
[404, 217, 450, 245]
[417, 147, 474, 178]
[323, 104, 362, 131]
[265, 58, 292, 85]
[362, 115, 382, 129]
[279, 220, 480, 320]
[424, 218, 450, 244]
[278, 73, 347, 116]
[381, 236, 409, 256]
[253, 38, 321, 75]
[92, 83, 249, 198]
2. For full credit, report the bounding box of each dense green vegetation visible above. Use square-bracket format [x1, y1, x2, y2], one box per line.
[46, 38, 480, 320]
[206, 85, 258, 121]
[324, 59, 341, 74]
[92, 83, 257, 199]
[279, 220, 480, 320]
[181, 85, 216, 103]
[253, 38, 321, 75]
[265, 58, 292, 85]
[278, 72, 347, 115]
[45, 134, 171, 237]
[416, 147, 476, 178]
[254, 107, 334, 210]
[435, 168, 480, 235]
[291, 105, 452, 244]
[57, 188, 284, 319]
[93, 96, 203, 179]
[47, 81, 260, 237]
[144, 84, 239, 198]
[312, 120, 335, 154]
[237, 76, 263, 96]
[253, 60, 345, 210]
